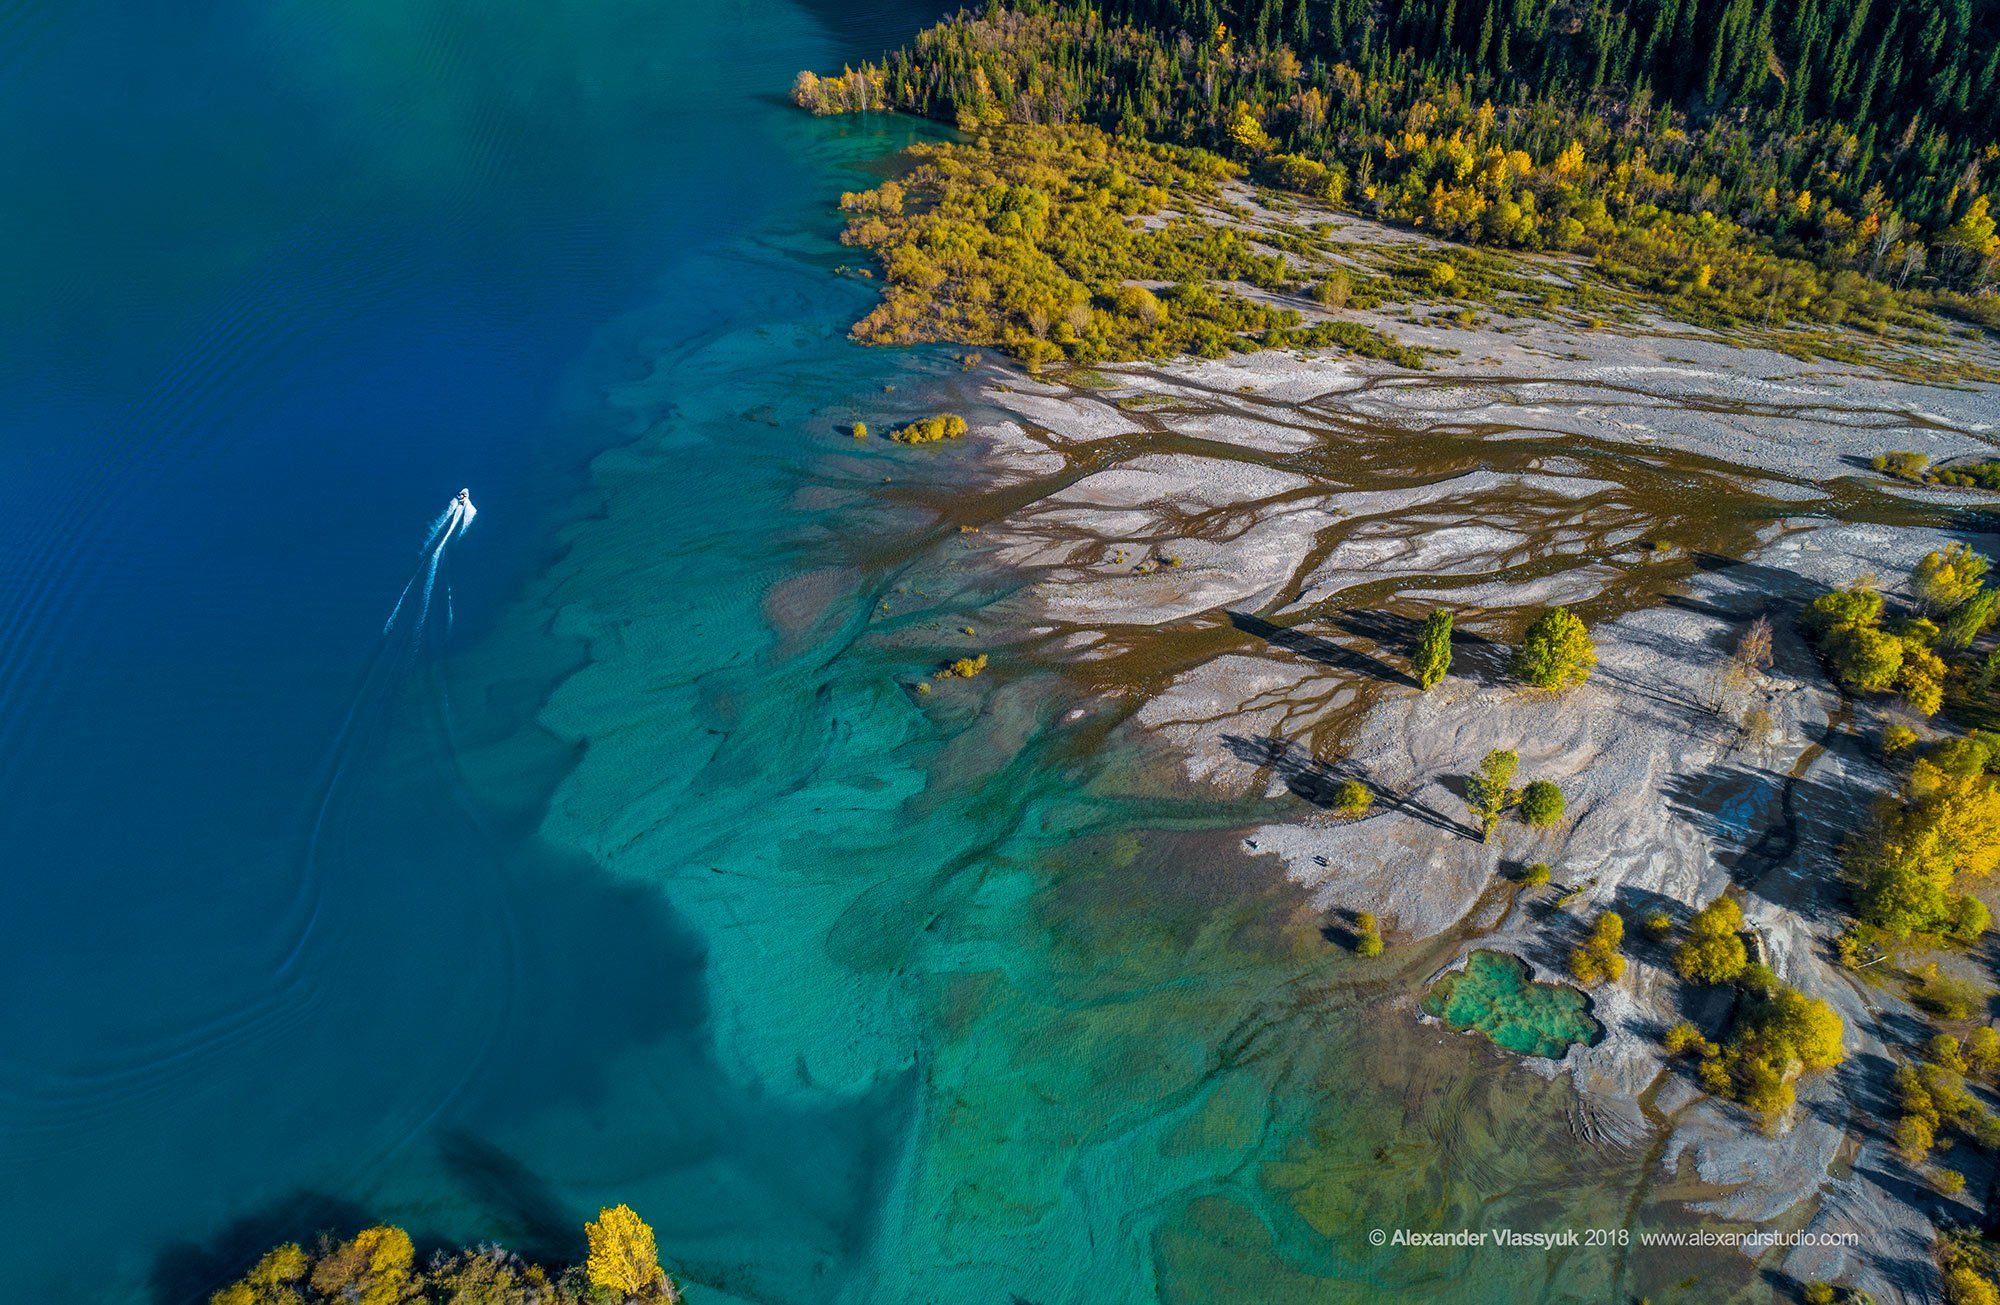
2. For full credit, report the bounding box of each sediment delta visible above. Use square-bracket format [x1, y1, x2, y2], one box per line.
[894, 294, 2000, 1301]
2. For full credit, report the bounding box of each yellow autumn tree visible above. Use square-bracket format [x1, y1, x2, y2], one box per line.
[586, 1204, 663, 1298]
[307, 1227, 413, 1305]
[1912, 542, 1990, 615]
[1227, 103, 1273, 155]
[1855, 758, 2000, 938]
[1939, 193, 1998, 287]
[210, 1243, 308, 1305]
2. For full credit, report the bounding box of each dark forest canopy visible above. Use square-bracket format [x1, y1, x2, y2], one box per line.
[794, 0, 2000, 301]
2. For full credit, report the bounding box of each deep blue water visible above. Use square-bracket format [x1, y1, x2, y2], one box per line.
[0, 2, 942, 1298]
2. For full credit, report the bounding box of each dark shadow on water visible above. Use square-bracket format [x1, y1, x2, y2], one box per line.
[435, 1131, 576, 1268]
[791, 0, 952, 61]
[155, 828, 919, 1304]
[149, 1192, 382, 1305]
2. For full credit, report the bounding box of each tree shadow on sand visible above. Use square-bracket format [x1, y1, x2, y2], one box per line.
[1661, 761, 1856, 925]
[1227, 610, 1416, 687]
[1325, 608, 1516, 685]
[1221, 732, 1480, 840]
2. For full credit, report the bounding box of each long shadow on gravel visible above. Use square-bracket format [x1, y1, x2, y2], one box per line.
[1227, 610, 1416, 687]
[1662, 763, 1855, 924]
[1222, 732, 1480, 840]
[1325, 608, 1515, 685]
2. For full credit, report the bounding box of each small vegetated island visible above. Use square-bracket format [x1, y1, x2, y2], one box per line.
[797, 0, 2000, 1300]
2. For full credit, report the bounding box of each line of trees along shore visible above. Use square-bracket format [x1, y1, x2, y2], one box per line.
[796, 0, 1999, 316]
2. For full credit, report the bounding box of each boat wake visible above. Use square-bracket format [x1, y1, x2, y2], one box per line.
[385, 490, 475, 637]
[280, 485, 517, 1178]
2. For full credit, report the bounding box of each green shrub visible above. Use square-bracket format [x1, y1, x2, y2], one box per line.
[1827, 626, 1904, 691]
[1929, 1033, 1971, 1075]
[1805, 582, 1883, 635]
[1871, 450, 1931, 482]
[935, 654, 989, 679]
[1933, 461, 2000, 490]
[1707, 977, 1845, 1124]
[1663, 1019, 1718, 1059]
[850, 421, 869, 438]
[1913, 544, 1991, 616]
[1309, 271, 1351, 308]
[1897, 1112, 1938, 1163]
[1945, 1266, 2000, 1305]
[1568, 911, 1625, 985]
[1968, 1026, 2000, 1077]
[1807, 573, 1953, 717]
[1941, 591, 2000, 649]
[828, 124, 1423, 370]
[1520, 862, 1552, 887]
[1913, 965, 1990, 1021]
[1852, 758, 2000, 938]
[1518, 779, 1564, 827]
[1513, 607, 1595, 690]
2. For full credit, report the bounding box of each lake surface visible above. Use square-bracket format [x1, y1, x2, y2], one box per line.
[0, 2, 1763, 1301]
[0, 0, 937, 1297]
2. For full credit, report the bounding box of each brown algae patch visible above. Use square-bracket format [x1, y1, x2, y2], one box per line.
[1421, 950, 1602, 1059]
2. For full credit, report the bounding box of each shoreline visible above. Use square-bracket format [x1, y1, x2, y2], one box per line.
[887, 277, 2000, 1300]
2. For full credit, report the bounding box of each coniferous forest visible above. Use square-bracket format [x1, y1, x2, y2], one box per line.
[794, 0, 1999, 322]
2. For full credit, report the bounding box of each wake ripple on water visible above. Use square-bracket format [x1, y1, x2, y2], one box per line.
[385, 492, 475, 638]
[0, 491, 504, 1170]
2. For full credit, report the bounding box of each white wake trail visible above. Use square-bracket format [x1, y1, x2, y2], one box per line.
[415, 513, 458, 631]
[420, 502, 456, 550]
[383, 494, 475, 635]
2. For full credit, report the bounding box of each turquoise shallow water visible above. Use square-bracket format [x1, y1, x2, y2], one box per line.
[1422, 951, 1604, 1060]
[0, 2, 1769, 1301]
